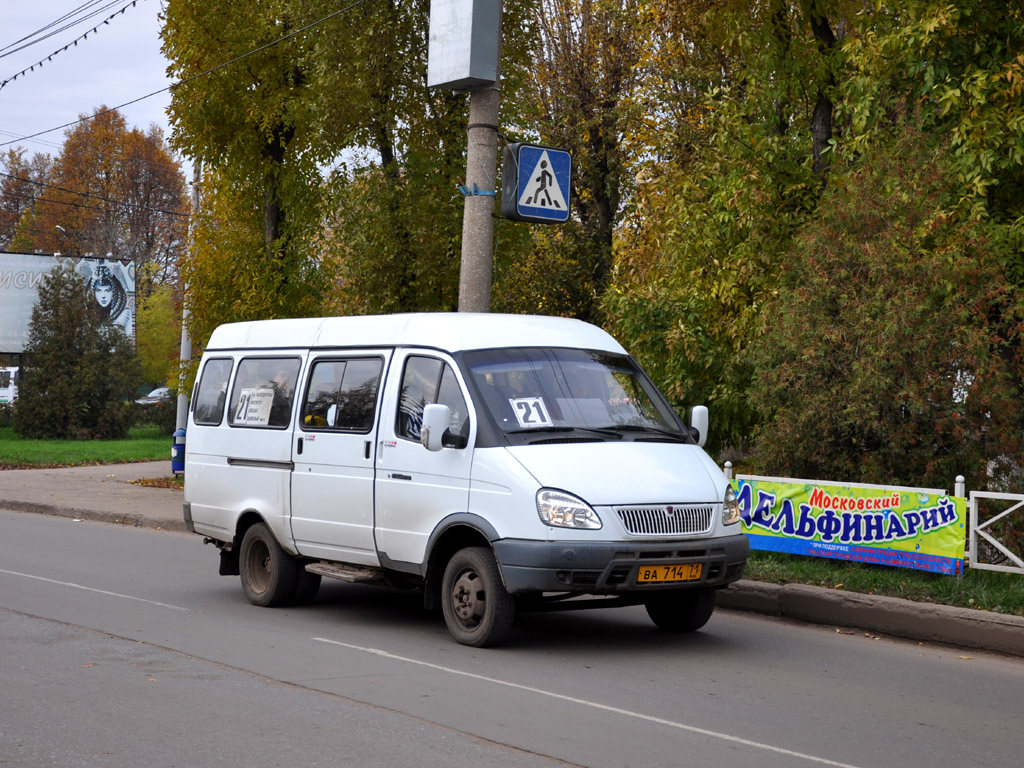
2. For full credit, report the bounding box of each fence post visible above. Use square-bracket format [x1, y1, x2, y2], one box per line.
[955, 475, 968, 575]
[724, 461, 733, 481]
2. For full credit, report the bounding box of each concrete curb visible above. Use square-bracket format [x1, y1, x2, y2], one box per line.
[719, 580, 1024, 658]
[0, 498, 188, 533]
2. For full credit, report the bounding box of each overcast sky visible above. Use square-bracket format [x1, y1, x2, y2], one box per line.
[0, 0, 174, 157]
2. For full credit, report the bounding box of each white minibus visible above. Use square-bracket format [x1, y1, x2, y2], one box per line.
[184, 314, 748, 646]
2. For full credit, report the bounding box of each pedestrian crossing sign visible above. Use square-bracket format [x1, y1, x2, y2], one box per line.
[501, 143, 572, 223]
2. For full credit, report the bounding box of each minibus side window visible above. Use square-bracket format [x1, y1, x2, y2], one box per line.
[396, 356, 468, 444]
[228, 357, 300, 429]
[301, 357, 383, 432]
[193, 358, 233, 426]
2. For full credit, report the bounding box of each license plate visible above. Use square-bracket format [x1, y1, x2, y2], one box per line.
[637, 563, 703, 583]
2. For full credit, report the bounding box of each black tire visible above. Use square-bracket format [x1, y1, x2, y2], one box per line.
[239, 523, 299, 607]
[292, 568, 322, 605]
[645, 588, 716, 632]
[441, 547, 515, 647]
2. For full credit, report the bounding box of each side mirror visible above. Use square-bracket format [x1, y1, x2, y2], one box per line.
[421, 403, 451, 452]
[690, 405, 708, 448]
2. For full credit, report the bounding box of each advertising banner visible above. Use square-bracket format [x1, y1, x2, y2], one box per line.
[0, 252, 135, 352]
[735, 476, 966, 575]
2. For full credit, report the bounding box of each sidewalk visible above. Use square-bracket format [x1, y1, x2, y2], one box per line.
[0, 460, 185, 531]
[2, 461, 1023, 657]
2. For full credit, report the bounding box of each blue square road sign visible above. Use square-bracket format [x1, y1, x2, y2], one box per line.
[501, 143, 572, 223]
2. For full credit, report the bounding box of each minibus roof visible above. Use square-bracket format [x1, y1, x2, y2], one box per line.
[205, 313, 627, 355]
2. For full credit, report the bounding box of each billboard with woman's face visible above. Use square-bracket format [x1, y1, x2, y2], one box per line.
[0, 252, 136, 353]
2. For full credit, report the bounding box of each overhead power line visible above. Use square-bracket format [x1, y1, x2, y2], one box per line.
[0, 170, 189, 218]
[0, 1, 125, 57]
[0, 0, 376, 149]
[0, 1, 141, 91]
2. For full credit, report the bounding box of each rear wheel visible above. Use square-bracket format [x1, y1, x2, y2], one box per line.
[239, 523, 299, 607]
[441, 547, 515, 647]
[645, 588, 716, 632]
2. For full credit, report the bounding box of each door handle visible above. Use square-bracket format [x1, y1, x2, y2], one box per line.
[364, 440, 371, 459]
[297, 437, 303, 455]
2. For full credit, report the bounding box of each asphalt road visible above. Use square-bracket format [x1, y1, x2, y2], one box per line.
[2, 510, 1022, 768]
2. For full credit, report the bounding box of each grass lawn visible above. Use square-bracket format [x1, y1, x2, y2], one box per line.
[0, 425, 169, 468]
[748, 550, 1024, 616]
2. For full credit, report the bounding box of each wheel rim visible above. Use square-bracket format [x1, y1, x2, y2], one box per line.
[244, 538, 271, 594]
[450, 567, 485, 630]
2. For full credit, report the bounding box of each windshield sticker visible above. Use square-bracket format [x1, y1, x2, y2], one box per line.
[235, 388, 275, 426]
[510, 397, 552, 428]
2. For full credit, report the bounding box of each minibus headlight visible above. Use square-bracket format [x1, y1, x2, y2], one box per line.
[536, 489, 602, 530]
[723, 485, 741, 526]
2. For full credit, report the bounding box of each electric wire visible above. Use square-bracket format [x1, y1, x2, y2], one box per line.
[1, 167, 189, 217]
[0, 0, 376, 149]
[0, 1, 125, 57]
[0, 1, 140, 89]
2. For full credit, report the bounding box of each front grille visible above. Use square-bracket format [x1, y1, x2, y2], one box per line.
[615, 504, 715, 536]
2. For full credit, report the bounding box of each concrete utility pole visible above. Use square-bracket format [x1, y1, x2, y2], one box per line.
[175, 163, 200, 432]
[458, 86, 500, 313]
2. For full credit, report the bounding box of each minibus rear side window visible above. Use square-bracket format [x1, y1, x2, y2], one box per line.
[193, 358, 233, 426]
[301, 357, 383, 432]
[228, 357, 301, 429]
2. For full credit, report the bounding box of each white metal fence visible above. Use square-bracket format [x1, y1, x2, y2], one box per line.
[969, 491, 1024, 575]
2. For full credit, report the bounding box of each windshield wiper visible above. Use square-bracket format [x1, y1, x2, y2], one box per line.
[597, 424, 690, 442]
[506, 425, 624, 439]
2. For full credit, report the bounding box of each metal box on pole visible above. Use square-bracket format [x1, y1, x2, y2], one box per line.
[427, 0, 500, 91]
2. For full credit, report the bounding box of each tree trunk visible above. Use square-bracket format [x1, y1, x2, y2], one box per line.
[807, 6, 837, 178]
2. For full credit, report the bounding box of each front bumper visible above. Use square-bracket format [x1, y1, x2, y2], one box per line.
[493, 533, 749, 595]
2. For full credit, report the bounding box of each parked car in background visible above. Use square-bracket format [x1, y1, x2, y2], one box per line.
[0, 367, 18, 403]
[136, 386, 171, 405]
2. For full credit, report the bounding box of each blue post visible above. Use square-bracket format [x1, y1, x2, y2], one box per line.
[171, 428, 186, 475]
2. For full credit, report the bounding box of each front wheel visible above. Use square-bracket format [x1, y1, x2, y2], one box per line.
[239, 523, 299, 607]
[645, 588, 716, 632]
[441, 547, 515, 647]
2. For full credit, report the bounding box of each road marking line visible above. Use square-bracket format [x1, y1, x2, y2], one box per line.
[0, 568, 189, 611]
[313, 637, 862, 768]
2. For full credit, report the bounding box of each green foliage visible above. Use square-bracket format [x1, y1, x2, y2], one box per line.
[749, 126, 1023, 489]
[136, 283, 181, 387]
[14, 264, 142, 440]
[181, 168, 334, 349]
[326, 161, 463, 315]
[842, 0, 1024, 281]
[163, 0, 342, 340]
[134, 398, 178, 435]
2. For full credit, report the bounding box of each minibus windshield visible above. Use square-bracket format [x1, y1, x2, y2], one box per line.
[464, 348, 689, 439]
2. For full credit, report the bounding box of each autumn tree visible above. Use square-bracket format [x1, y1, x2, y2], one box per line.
[163, 0, 337, 327]
[318, 0, 475, 315]
[7, 108, 187, 297]
[0, 149, 51, 250]
[490, 0, 649, 321]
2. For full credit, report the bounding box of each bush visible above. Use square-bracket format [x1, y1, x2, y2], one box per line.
[0, 403, 13, 428]
[14, 263, 142, 440]
[749, 127, 1023, 489]
[134, 397, 179, 434]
